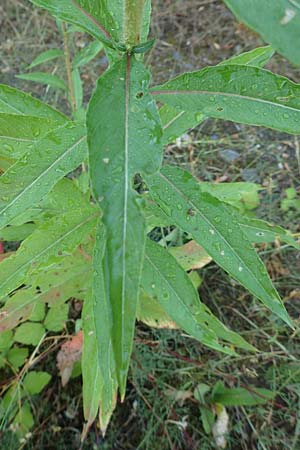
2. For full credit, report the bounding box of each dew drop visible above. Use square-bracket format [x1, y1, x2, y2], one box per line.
[209, 229, 215, 235]
[102, 158, 110, 164]
[238, 266, 243, 272]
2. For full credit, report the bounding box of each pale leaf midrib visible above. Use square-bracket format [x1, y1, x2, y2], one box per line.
[0, 136, 34, 142]
[121, 54, 130, 355]
[163, 110, 185, 131]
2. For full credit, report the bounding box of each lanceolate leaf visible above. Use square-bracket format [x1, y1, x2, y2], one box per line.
[92, 221, 118, 433]
[160, 104, 205, 145]
[146, 166, 292, 326]
[219, 45, 274, 67]
[142, 239, 253, 352]
[151, 65, 300, 134]
[212, 383, 275, 406]
[0, 207, 99, 301]
[0, 113, 64, 163]
[0, 84, 67, 122]
[16, 73, 67, 91]
[224, 0, 300, 65]
[27, 48, 65, 69]
[29, 0, 115, 47]
[87, 54, 163, 395]
[158, 47, 273, 145]
[0, 122, 87, 230]
[239, 216, 299, 249]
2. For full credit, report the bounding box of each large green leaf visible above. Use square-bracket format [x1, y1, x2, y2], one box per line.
[0, 122, 87, 230]
[91, 221, 118, 433]
[0, 113, 64, 164]
[224, 0, 300, 65]
[0, 84, 67, 122]
[0, 207, 98, 301]
[150, 65, 300, 134]
[146, 166, 292, 326]
[143, 239, 254, 352]
[87, 54, 162, 395]
[29, 0, 115, 47]
[159, 46, 274, 146]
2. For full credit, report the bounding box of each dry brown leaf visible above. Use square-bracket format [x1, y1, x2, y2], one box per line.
[57, 331, 83, 387]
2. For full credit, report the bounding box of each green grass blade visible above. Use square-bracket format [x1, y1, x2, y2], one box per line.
[87, 55, 163, 396]
[0, 122, 87, 230]
[143, 239, 254, 352]
[146, 166, 292, 327]
[151, 65, 300, 134]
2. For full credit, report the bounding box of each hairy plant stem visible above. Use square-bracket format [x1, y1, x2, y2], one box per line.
[62, 22, 76, 115]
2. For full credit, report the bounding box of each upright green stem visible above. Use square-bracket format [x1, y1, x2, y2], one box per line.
[62, 22, 76, 114]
